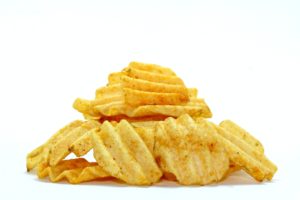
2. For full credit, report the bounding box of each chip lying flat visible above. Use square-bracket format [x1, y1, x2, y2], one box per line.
[38, 158, 109, 184]
[73, 86, 212, 119]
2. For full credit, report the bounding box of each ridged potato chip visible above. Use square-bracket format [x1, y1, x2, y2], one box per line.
[26, 120, 83, 171]
[26, 120, 101, 171]
[38, 158, 109, 184]
[194, 118, 277, 181]
[73, 92, 212, 119]
[154, 114, 230, 185]
[92, 120, 162, 185]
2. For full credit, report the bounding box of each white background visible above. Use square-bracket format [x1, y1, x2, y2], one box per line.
[0, 0, 299, 199]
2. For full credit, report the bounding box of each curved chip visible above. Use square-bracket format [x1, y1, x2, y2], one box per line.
[38, 158, 109, 184]
[26, 120, 101, 171]
[154, 115, 229, 185]
[128, 61, 176, 76]
[123, 67, 184, 85]
[92, 120, 162, 185]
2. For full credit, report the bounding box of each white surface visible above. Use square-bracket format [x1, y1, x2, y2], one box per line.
[0, 1, 299, 199]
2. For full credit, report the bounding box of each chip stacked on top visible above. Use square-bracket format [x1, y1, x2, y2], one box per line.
[73, 62, 212, 120]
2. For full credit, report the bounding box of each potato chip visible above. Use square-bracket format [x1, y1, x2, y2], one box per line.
[195, 118, 277, 181]
[26, 120, 101, 171]
[26, 120, 84, 171]
[123, 66, 184, 85]
[74, 96, 212, 119]
[128, 61, 176, 76]
[95, 84, 123, 100]
[121, 74, 189, 97]
[49, 120, 100, 166]
[219, 120, 264, 153]
[103, 62, 190, 106]
[154, 114, 230, 185]
[123, 88, 188, 106]
[38, 158, 109, 184]
[92, 120, 162, 185]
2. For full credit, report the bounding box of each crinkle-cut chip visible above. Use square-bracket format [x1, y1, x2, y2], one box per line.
[37, 158, 109, 184]
[70, 132, 94, 157]
[187, 98, 212, 118]
[116, 120, 162, 183]
[129, 104, 203, 117]
[75, 84, 210, 119]
[131, 120, 160, 128]
[26, 120, 101, 171]
[91, 100, 210, 118]
[93, 101, 128, 116]
[154, 115, 229, 185]
[26, 145, 44, 172]
[73, 98, 125, 117]
[74, 94, 124, 117]
[120, 74, 189, 96]
[123, 67, 184, 85]
[108, 72, 123, 85]
[96, 83, 195, 100]
[93, 102, 203, 118]
[92, 120, 162, 185]
[107, 62, 190, 106]
[124, 88, 189, 106]
[73, 98, 96, 117]
[76, 98, 210, 119]
[95, 84, 123, 99]
[128, 61, 176, 76]
[173, 115, 229, 183]
[195, 118, 277, 181]
[219, 120, 264, 153]
[99, 115, 168, 123]
[134, 127, 156, 155]
[188, 88, 198, 98]
[26, 120, 84, 171]
[49, 120, 101, 166]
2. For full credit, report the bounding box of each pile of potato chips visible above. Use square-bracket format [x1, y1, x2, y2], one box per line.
[27, 62, 277, 185]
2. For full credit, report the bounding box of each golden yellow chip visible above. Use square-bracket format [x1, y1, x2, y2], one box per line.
[219, 120, 264, 153]
[128, 61, 176, 76]
[74, 94, 212, 119]
[26, 120, 101, 171]
[154, 115, 230, 185]
[121, 74, 188, 96]
[123, 66, 184, 85]
[195, 118, 277, 181]
[92, 120, 162, 185]
[38, 158, 109, 184]
[26, 120, 84, 171]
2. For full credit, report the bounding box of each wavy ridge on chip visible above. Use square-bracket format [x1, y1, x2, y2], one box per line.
[73, 88, 212, 119]
[26, 120, 101, 172]
[154, 115, 230, 185]
[37, 158, 109, 184]
[92, 120, 162, 185]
